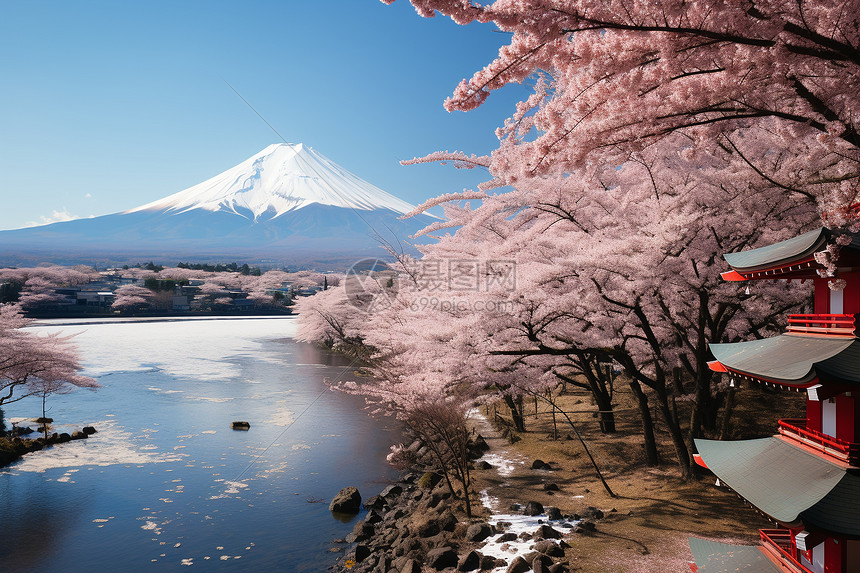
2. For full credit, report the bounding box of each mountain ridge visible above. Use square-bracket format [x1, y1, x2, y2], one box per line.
[0, 144, 435, 268]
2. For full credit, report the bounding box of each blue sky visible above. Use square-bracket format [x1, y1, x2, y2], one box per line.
[0, 1, 526, 230]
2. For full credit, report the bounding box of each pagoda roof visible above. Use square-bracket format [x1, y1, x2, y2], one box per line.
[709, 334, 860, 387]
[695, 437, 860, 536]
[722, 228, 860, 280]
[724, 228, 828, 272]
[688, 538, 782, 573]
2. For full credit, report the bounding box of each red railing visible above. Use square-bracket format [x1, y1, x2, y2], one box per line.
[759, 529, 814, 573]
[787, 314, 857, 336]
[778, 418, 860, 464]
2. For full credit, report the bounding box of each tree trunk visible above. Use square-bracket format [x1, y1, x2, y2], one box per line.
[592, 390, 616, 433]
[655, 386, 692, 479]
[719, 387, 737, 440]
[503, 394, 526, 432]
[629, 380, 659, 466]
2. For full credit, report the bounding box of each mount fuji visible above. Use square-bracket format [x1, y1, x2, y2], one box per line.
[0, 144, 438, 268]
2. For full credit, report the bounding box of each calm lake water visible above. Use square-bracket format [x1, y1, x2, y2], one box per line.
[0, 317, 400, 572]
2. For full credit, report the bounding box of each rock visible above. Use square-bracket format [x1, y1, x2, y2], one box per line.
[365, 510, 383, 525]
[82, 426, 97, 435]
[57, 433, 71, 443]
[329, 486, 362, 514]
[496, 532, 518, 543]
[351, 544, 371, 563]
[380, 484, 403, 498]
[346, 520, 375, 543]
[548, 563, 569, 573]
[426, 546, 458, 570]
[524, 501, 544, 516]
[231, 421, 250, 430]
[534, 540, 565, 557]
[418, 472, 442, 489]
[468, 435, 490, 459]
[531, 459, 548, 470]
[506, 556, 530, 573]
[411, 514, 440, 538]
[535, 524, 561, 539]
[475, 460, 493, 470]
[481, 554, 501, 570]
[364, 495, 386, 510]
[576, 520, 596, 533]
[532, 554, 554, 573]
[71, 431, 87, 440]
[465, 522, 492, 542]
[399, 558, 421, 573]
[457, 550, 481, 571]
[543, 483, 559, 492]
[438, 509, 458, 531]
[545, 506, 563, 521]
[34, 417, 53, 424]
[583, 506, 604, 520]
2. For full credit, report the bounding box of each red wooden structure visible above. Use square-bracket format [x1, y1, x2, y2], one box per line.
[690, 228, 860, 573]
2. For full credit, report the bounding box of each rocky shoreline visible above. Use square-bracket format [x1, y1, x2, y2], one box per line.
[0, 424, 97, 468]
[328, 439, 606, 573]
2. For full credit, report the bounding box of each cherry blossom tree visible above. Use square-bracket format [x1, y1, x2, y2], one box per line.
[372, 0, 849, 477]
[0, 304, 98, 408]
[111, 284, 154, 313]
[386, 0, 860, 216]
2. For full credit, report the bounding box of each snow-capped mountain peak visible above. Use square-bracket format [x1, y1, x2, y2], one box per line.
[126, 143, 418, 220]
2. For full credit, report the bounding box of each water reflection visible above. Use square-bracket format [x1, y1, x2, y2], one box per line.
[0, 317, 400, 571]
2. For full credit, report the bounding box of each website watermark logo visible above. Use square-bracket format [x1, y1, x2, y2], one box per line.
[344, 257, 517, 313]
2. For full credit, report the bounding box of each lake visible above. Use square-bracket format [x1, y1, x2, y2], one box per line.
[0, 316, 400, 572]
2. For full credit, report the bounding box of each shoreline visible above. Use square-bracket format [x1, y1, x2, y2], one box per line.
[329, 404, 772, 573]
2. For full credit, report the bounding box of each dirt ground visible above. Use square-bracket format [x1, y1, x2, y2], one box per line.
[468, 380, 806, 572]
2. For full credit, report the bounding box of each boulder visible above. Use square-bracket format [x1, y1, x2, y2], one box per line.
[345, 520, 375, 543]
[575, 521, 596, 533]
[438, 509, 458, 531]
[506, 556, 530, 573]
[531, 459, 548, 470]
[543, 483, 560, 492]
[496, 532, 518, 543]
[82, 426, 97, 435]
[457, 550, 481, 571]
[524, 501, 544, 516]
[380, 484, 403, 498]
[34, 417, 53, 424]
[426, 546, 458, 570]
[399, 558, 421, 573]
[475, 460, 493, 470]
[548, 563, 569, 573]
[534, 524, 561, 540]
[354, 544, 371, 563]
[465, 522, 493, 542]
[545, 506, 563, 521]
[418, 472, 442, 489]
[329, 486, 362, 514]
[57, 433, 71, 443]
[365, 510, 383, 524]
[481, 554, 501, 570]
[534, 540, 565, 557]
[231, 421, 250, 430]
[410, 514, 440, 538]
[363, 494, 386, 510]
[532, 554, 554, 573]
[583, 506, 604, 520]
[71, 431, 88, 440]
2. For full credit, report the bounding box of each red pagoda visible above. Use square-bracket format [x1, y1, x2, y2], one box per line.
[690, 227, 860, 573]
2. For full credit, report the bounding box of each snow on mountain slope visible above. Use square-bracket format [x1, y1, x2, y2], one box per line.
[126, 143, 419, 220]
